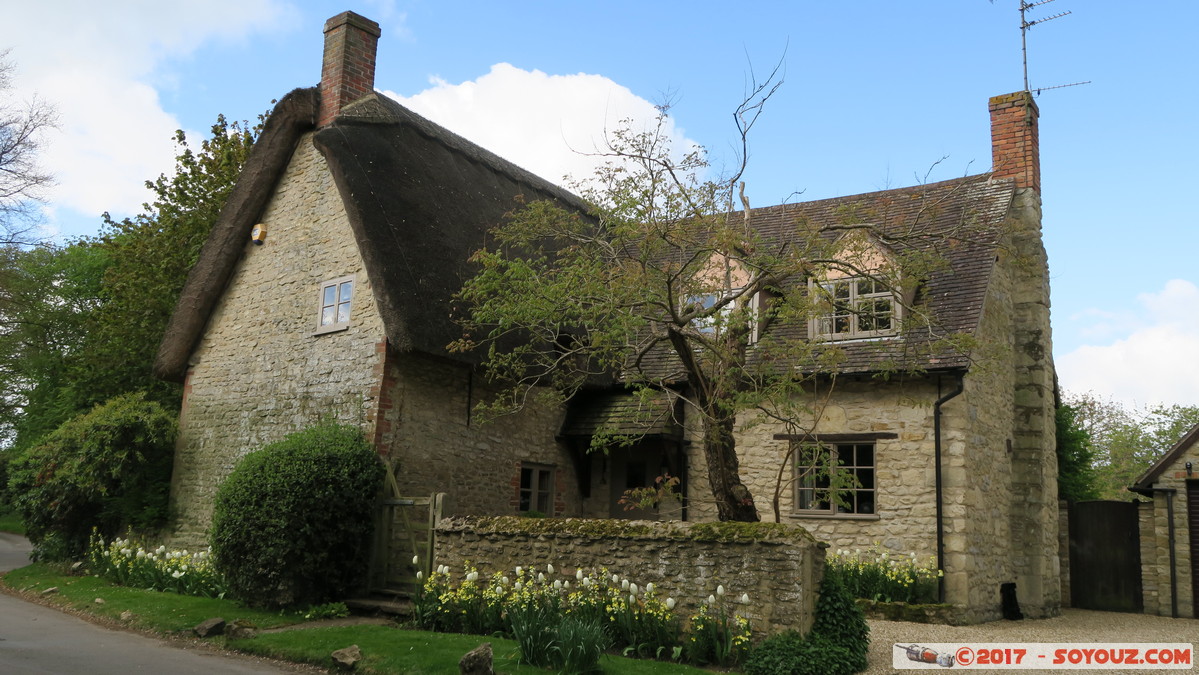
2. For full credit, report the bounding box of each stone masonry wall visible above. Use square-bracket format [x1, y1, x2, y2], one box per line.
[1138, 447, 1198, 618]
[434, 516, 825, 636]
[379, 352, 577, 518]
[168, 135, 387, 545]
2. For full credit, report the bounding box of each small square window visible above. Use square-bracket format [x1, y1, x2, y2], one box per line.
[315, 276, 354, 334]
[810, 276, 899, 340]
[794, 442, 876, 516]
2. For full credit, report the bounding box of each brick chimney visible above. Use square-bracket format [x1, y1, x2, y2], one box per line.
[989, 91, 1040, 193]
[319, 11, 381, 127]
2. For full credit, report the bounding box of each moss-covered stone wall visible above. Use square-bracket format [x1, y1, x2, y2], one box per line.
[433, 516, 825, 635]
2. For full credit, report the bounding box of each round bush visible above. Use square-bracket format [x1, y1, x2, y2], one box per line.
[6, 391, 177, 560]
[211, 423, 385, 608]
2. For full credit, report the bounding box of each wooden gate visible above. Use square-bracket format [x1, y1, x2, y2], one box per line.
[367, 466, 443, 597]
[1068, 500, 1143, 612]
[1187, 481, 1199, 615]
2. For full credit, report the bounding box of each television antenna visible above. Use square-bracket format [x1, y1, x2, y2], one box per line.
[1019, 0, 1090, 94]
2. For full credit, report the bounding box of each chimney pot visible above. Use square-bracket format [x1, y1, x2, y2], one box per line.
[319, 11, 381, 127]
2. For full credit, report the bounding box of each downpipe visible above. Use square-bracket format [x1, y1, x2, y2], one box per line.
[934, 373, 965, 603]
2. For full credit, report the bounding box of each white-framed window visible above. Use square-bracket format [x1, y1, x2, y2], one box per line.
[315, 275, 354, 334]
[810, 276, 898, 340]
[518, 464, 555, 515]
[686, 288, 770, 341]
[794, 442, 876, 515]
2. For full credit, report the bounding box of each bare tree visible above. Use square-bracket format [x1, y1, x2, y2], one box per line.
[0, 51, 56, 245]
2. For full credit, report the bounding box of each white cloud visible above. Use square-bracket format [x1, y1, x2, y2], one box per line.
[0, 1, 293, 222]
[1057, 279, 1199, 408]
[384, 63, 699, 189]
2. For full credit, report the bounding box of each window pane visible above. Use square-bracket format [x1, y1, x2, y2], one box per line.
[321, 305, 335, 326]
[337, 301, 351, 324]
[339, 281, 353, 303]
[322, 285, 336, 307]
[520, 468, 532, 490]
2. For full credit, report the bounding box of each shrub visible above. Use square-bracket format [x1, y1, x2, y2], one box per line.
[744, 631, 860, 675]
[6, 392, 177, 560]
[809, 565, 870, 673]
[210, 423, 384, 608]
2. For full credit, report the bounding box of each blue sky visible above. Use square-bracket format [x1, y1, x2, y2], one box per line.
[2, 1, 1196, 409]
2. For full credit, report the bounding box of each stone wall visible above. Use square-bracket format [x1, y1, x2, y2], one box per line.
[379, 352, 576, 518]
[433, 516, 825, 635]
[168, 135, 387, 546]
[1137, 445, 1198, 618]
[1058, 501, 1071, 607]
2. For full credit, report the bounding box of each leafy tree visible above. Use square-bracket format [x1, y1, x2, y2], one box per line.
[454, 86, 994, 521]
[0, 51, 55, 246]
[1066, 392, 1199, 499]
[75, 114, 260, 410]
[1055, 403, 1099, 502]
[6, 392, 177, 560]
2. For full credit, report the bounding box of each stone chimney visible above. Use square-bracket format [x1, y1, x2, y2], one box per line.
[989, 91, 1040, 193]
[319, 11, 381, 127]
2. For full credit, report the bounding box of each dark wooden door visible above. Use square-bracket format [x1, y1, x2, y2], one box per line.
[1069, 500, 1143, 612]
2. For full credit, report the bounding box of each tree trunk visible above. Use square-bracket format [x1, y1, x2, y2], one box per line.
[702, 411, 760, 522]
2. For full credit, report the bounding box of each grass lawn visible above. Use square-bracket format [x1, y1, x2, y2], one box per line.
[1, 563, 714, 675]
[0, 508, 25, 535]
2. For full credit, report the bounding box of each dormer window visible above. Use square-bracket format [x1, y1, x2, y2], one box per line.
[812, 276, 898, 340]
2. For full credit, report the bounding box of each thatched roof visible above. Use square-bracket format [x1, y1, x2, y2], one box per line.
[154, 89, 587, 382]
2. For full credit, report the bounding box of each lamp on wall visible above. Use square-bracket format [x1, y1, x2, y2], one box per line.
[1186, 461, 1193, 477]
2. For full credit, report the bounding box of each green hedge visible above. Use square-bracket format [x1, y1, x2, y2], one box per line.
[211, 423, 384, 608]
[6, 392, 176, 560]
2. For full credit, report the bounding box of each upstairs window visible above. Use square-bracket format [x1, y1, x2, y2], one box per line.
[315, 276, 354, 334]
[812, 276, 897, 340]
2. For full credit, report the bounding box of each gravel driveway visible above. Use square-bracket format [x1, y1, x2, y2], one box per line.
[865, 609, 1198, 673]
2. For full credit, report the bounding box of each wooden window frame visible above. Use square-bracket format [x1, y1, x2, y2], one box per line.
[314, 275, 354, 335]
[518, 463, 555, 516]
[779, 433, 893, 518]
[809, 276, 900, 341]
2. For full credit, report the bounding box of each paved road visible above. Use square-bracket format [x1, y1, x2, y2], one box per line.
[0, 532, 307, 674]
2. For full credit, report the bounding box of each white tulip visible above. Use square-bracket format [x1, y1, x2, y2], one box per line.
[576, 569, 584, 581]
[741, 593, 750, 604]
[716, 585, 725, 596]
[547, 563, 555, 575]
[708, 594, 716, 605]
[666, 597, 676, 610]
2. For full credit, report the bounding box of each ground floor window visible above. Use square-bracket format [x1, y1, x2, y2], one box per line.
[519, 464, 554, 516]
[794, 442, 876, 515]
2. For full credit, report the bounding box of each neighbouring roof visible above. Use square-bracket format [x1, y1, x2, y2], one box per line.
[1131, 422, 1199, 490]
[632, 175, 1017, 379]
[155, 88, 588, 381]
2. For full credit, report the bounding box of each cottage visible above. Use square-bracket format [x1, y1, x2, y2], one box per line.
[155, 11, 1058, 624]
[1130, 423, 1199, 618]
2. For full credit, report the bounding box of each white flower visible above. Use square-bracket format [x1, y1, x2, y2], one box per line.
[501, 576, 510, 585]
[516, 566, 523, 576]
[546, 563, 555, 575]
[645, 582, 654, 594]
[563, 580, 571, 589]
[136, 550, 146, 559]
[621, 579, 630, 591]
[716, 585, 725, 596]
[576, 569, 584, 581]
[416, 571, 423, 580]
[628, 594, 636, 604]
[708, 594, 716, 605]
[171, 570, 184, 579]
[611, 574, 620, 584]
[666, 597, 676, 610]
[515, 582, 523, 592]
[412, 555, 420, 565]
[538, 572, 546, 583]
[494, 586, 504, 594]
[629, 583, 639, 596]
[553, 580, 563, 590]
[466, 571, 479, 582]
[741, 593, 750, 604]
